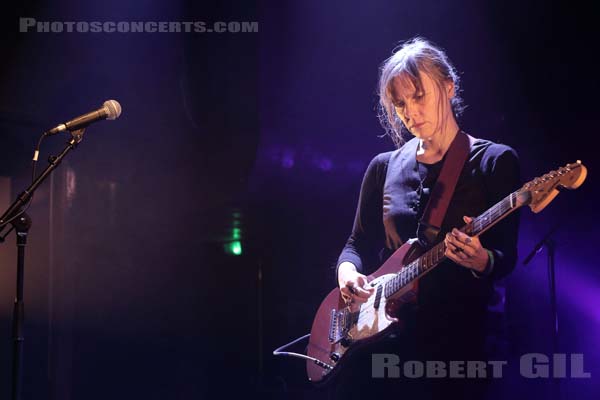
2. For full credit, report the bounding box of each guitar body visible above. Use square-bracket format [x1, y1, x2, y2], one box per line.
[306, 239, 423, 384]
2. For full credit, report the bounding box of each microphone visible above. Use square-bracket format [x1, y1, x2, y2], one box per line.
[44, 100, 122, 136]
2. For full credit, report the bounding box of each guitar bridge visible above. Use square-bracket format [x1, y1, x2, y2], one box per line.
[328, 308, 351, 344]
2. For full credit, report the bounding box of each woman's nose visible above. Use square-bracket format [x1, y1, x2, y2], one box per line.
[404, 100, 419, 120]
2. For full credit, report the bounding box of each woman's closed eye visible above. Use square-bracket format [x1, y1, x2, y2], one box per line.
[393, 92, 426, 108]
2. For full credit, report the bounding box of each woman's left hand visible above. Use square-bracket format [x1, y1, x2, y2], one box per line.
[444, 216, 489, 273]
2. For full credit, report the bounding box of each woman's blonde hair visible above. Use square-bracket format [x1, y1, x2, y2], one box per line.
[378, 37, 465, 147]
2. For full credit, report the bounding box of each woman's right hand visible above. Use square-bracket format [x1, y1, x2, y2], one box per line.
[337, 262, 375, 303]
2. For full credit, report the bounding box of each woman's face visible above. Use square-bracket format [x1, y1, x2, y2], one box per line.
[390, 70, 454, 140]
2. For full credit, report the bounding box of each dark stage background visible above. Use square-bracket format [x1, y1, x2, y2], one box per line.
[0, 0, 598, 399]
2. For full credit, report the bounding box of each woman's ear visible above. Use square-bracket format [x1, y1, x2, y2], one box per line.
[447, 81, 455, 99]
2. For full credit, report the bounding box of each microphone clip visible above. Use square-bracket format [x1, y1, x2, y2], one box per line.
[70, 128, 86, 145]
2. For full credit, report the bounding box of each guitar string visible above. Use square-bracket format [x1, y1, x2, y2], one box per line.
[382, 190, 518, 300]
[354, 169, 576, 327]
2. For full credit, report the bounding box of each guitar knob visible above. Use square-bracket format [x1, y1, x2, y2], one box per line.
[329, 352, 341, 362]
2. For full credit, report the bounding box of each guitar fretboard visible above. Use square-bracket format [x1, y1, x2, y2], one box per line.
[383, 190, 521, 298]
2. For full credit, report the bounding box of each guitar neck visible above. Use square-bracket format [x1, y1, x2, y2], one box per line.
[384, 190, 525, 298]
[469, 190, 522, 237]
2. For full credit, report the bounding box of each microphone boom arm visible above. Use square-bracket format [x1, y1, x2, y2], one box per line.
[0, 129, 84, 228]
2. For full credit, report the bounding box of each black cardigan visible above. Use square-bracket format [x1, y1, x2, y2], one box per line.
[337, 136, 521, 314]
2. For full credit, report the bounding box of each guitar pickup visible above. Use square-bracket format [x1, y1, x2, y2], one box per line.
[374, 284, 383, 309]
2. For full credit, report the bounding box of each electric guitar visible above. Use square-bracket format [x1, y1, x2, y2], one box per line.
[306, 161, 587, 383]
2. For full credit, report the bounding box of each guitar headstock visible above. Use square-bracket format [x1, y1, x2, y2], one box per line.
[520, 161, 587, 213]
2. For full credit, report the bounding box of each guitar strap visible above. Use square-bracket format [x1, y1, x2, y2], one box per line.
[417, 130, 471, 246]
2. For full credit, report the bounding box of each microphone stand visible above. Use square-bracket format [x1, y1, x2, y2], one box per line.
[0, 129, 85, 400]
[523, 225, 559, 399]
